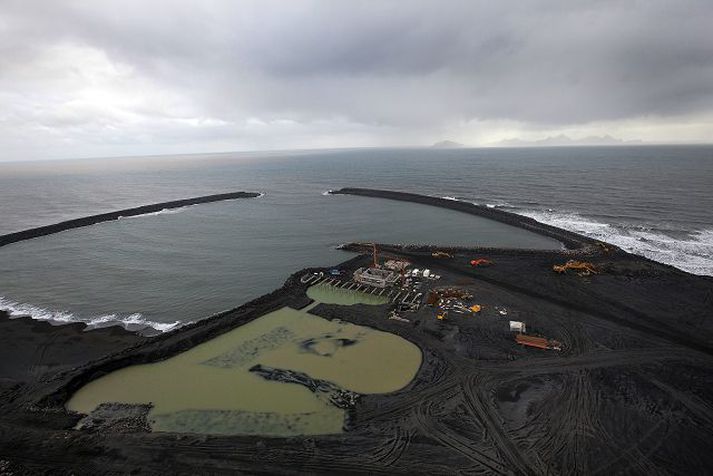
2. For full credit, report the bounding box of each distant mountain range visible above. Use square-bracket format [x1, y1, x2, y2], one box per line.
[494, 134, 643, 147]
[431, 140, 464, 148]
[429, 135, 644, 149]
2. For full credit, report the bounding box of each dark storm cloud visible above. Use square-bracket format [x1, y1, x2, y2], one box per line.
[1, 0, 712, 158]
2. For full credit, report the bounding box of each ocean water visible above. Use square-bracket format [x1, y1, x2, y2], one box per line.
[1, 146, 712, 332]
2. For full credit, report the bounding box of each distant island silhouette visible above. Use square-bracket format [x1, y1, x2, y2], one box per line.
[431, 140, 464, 148]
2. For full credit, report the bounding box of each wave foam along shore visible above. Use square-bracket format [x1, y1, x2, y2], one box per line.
[119, 192, 266, 220]
[0, 296, 183, 333]
[118, 207, 189, 220]
[437, 194, 713, 277]
[520, 209, 713, 276]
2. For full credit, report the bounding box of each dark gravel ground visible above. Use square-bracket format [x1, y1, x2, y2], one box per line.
[1, 190, 712, 475]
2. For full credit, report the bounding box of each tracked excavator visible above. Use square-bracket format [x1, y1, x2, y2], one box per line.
[552, 260, 598, 276]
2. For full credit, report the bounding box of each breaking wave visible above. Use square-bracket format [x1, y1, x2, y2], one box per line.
[519, 210, 713, 276]
[439, 195, 509, 209]
[118, 207, 188, 220]
[437, 195, 713, 276]
[0, 296, 184, 333]
[118, 193, 264, 220]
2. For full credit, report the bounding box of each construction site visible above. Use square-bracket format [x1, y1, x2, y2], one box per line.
[303, 243, 560, 349]
[1, 188, 713, 474]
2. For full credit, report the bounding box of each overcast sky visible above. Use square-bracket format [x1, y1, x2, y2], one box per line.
[1, 0, 712, 161]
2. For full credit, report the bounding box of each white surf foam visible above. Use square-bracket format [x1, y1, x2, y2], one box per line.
[118, 207, 188, 220]
[519, 209, 713, 276]
[439, 195, 481, 205]
[439, 195, 515, 209]
[0, 296, 184, 333]
[83, 313, 184, 333]
[117, 193, 265, 220]
[420, 194, 710, 275]
[485, 201, 512, 209]
[0, 296, 76, 324]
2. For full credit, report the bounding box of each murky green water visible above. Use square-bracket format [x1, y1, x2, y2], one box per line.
[306, 284, 390, 306]
[67, 306, 421, 436]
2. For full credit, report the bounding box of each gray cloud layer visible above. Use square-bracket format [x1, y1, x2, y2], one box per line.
[1, 0, 712, 159]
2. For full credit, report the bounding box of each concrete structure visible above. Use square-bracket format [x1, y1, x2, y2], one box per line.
[353, 267, 399, 288]
[384, 259, 410, 272]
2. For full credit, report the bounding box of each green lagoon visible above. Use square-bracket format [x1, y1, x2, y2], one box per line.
[68, 304, 421, 436]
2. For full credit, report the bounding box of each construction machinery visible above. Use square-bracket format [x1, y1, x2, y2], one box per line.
[596, 241, 613, 253]
[552, 260, 598, 276]
[384, 259, 410, 271]
[427, 288, 473, 303]
[353, 242, 382, 268]
[515, 334, 562, 351]
[470, 258, 493, 267]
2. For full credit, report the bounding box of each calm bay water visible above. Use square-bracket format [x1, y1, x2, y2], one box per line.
[1, 146, 712, 331]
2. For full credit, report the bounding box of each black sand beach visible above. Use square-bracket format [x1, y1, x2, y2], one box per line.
[1, 189, 712, 474]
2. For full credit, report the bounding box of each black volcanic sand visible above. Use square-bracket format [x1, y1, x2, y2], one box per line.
[1, 189, 713, 474]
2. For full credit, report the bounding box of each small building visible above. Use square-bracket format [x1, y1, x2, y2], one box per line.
[353, 267, 399, 288]
[509, 321, 526, 333]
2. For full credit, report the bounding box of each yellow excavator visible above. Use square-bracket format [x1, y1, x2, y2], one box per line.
[552, 260, 598, 276]
[596, 241, 613, 253]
